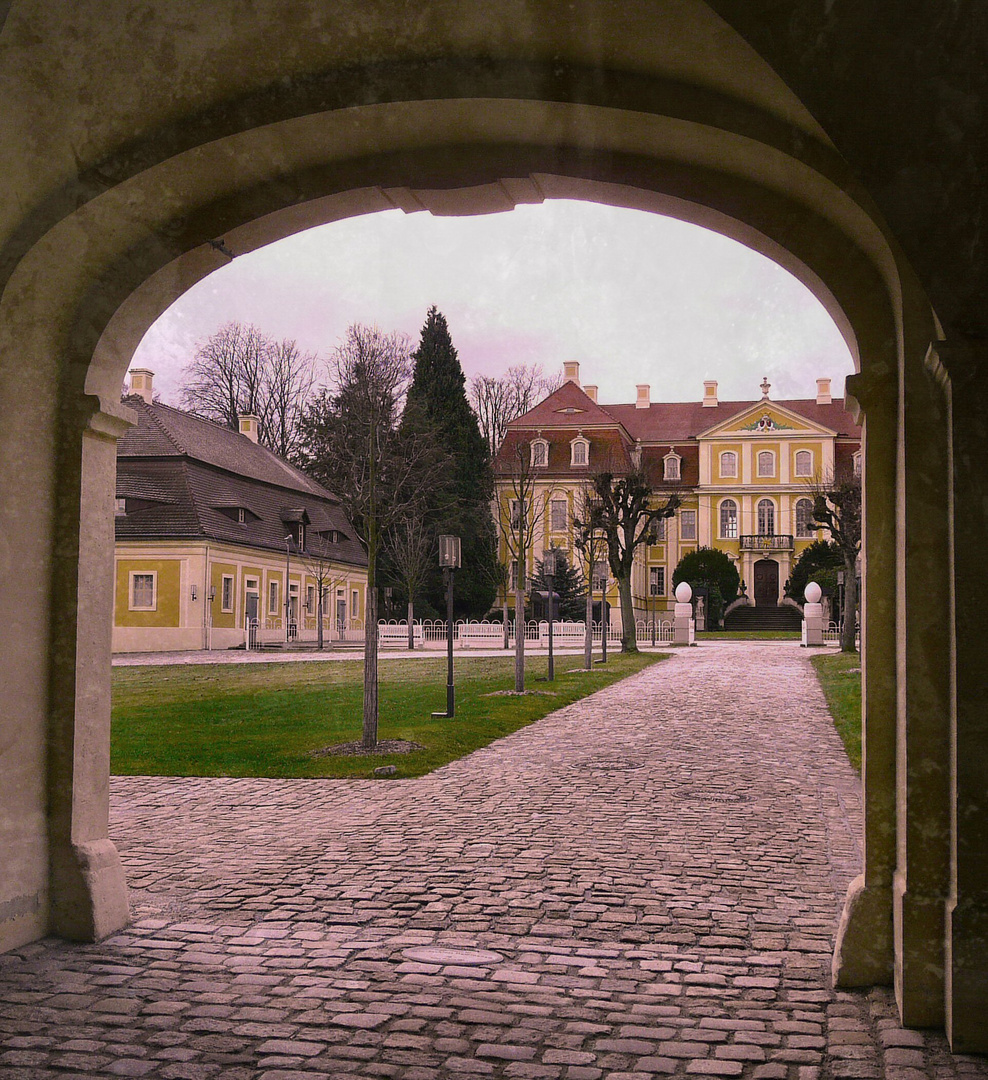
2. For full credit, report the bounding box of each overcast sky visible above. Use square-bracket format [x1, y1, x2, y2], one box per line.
[132, 199, 854, 407]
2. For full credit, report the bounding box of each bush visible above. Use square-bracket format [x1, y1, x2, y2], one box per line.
[786, 540, 843, 602]
[672, 547, 740, 628]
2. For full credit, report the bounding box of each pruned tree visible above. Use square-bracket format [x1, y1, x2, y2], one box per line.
[470, 364, 564, 457]
[496, 438, 552, 691]
[297, 325, 447, 747]
[808, 471, 862, 653]
[574, 466, 680, 652]
[573, 484, 609, 668]
[298, 537, 350, 651]
[180, 322, 316, 460]
[671, 547, 740, 629]
[384, 512, 434, 650]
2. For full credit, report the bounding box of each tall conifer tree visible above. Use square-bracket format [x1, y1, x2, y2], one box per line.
[403, 306, 497, 617]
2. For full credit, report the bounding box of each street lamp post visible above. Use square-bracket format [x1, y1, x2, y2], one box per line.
[283, 535, 292, 644]
[433, 535, 461, 718]
[543, 550, 557, 681]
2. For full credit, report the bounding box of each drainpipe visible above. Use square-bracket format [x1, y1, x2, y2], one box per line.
[203, 544, 210, 651]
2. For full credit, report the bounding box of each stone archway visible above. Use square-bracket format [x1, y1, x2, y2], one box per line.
[0, 0, 980, 1050]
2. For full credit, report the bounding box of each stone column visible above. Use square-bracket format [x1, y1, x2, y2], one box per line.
[673, 581, 693, 645]
[801, 582, 824, 646]
[939, 339, 988, 1052]
[46, 393, 131, 941]
[833, 361, 897, 987]
[892, 341, 953, 1027]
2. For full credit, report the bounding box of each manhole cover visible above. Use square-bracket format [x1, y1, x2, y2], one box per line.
[686, 792, 742, 802]
[402, 946, 504, 966]
[577, 759, 646, 773]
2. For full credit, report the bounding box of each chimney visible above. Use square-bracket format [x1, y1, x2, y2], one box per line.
[816, 377, 832, 405]
[702, 380, 718, 407]
[636, 384, 650, 409]
[583, 385, 598, 403]
[128, 368, 154, 403]
[563, 361, 581, 386]
[238, 414, 259, 443]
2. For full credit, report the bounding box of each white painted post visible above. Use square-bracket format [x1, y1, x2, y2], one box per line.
[674, 581, 694, 645]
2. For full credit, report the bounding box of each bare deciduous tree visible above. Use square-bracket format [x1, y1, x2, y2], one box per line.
[470, 364, 563, 456]
[573, 484, 609, 668]
[299, 537, 350, 651]
[384, 513, 434, 650]
[808, 469, 861, 653]
[180, 322, 316, 460]
[298, 325, 446, 747]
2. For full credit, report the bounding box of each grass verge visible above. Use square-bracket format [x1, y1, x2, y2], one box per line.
[696, 630, 801, 641]
[810, 651, 862, 770]
[112, 652, 665, 780]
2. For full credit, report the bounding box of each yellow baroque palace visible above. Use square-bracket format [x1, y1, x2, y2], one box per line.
[494, 363, 860, 626]
[113, 370, 368, 652]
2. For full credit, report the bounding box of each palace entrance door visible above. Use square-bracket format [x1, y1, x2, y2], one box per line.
[753, 559, 779, 606]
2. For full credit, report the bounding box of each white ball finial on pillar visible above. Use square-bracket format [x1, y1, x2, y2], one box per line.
[804, 581, 822, 604]
[675, 581, 692, 603]
[802, 581, 824, 646]
[674, 581, 694, 645]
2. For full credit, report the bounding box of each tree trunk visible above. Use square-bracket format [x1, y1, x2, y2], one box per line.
[407, 598, 415, 650]
[514, 587, 525, 692]
[502, 594, 509, 650]
[317, 590, 324, 650]
[584, 585, 593, 669]
[618, 573, 638, 652]
[841, 554, 858, 653]
[363, 583, 379, 747]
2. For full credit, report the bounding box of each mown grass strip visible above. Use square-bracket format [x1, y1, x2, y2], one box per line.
[810, 651, 862, 771]
[112, 652, 665, 780]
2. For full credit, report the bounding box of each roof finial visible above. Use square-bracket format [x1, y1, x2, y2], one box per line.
[760, 376, 771, 399]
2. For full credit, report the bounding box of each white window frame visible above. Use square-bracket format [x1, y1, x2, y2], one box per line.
[114, 497, 127, 517]
[221, 574, 234, 613]
[757, 498, 776, 535]
[795, 497, 815, 538]
[550, 498, 567, 532]
[237, 507, 246, 524]
[719, 451, 738, 478]
[531, 439, 549, 468]
[306, 584, 315, 613]
[680, 509, 697, 540]
[268, 579, 280, 616]
[352, 589, 359, 617]
[592, 560, 608, 592]
[663, 453, 681, 481]
[757, 450, 776, 478]
[510, 499, 524, 529]
[129, 571, 156, 611]
[853, 450, 862, 476]
[719, 499, 738, 539]
[570, 437, 589, 467]
[794, 450, 813, 477]
[649, 516, 666, 543]
[649, 566, 665, 596]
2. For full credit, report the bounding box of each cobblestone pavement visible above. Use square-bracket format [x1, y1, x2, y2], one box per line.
[3, 644, 986, 1079]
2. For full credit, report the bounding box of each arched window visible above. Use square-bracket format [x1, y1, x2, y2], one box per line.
[757, 498, 775, 535]
[757, 450, 775, 477]
[795, 498, 815, 537]
[720, 499, 738, 538]
[663, 452, 681, 481]
[570, 437, 589, 467]
[531, 439, 548, 467]
[794, 450, 813, 477]
[719, 451, 737, 478]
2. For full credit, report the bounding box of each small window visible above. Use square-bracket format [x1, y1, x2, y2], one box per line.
[649, 566, 665, 596]
[297, 523, 305, 552]
[510, 499, 523, 529]
[592, 560, 608, 592]
[509, 559, 519, 590]
[719, 451, 737, 478]
[114, 497, 127, 517]
[571, 438, 589, 467]
[531, 439, 548, 467]
[648, 517, 666, 543]
[720, 499, 738, 539]
[352, 589, 359, 617]
[221, 575, 234, 612]
[130, 572, 155, 610]
[853, 451, 862, 476]
[550, 498, 567, 532]
[269, 580, 279, 615]
[664, 453, 681, 481]
[680, 510, 697, 540]
[757, 499, 775, 535]
[237, 507, 246, 524]
[306, 584, 315, 613]
[794, 450, 813, 477]
[795, 498, 815, 538]
[757, 451, 775, 477]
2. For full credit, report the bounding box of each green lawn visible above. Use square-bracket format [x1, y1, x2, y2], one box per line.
[112, 652, 665, 780]
[696, 630, 801, 641]
[810, 651, 862, 770]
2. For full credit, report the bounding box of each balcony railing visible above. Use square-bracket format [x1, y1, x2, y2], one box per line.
[740, 534, 794, 552]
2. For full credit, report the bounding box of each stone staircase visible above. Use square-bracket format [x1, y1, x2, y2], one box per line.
[724, 603, 803, 632]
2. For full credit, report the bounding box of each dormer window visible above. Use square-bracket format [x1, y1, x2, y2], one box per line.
[531, 438, 549, 467]
[237, 507, 246, 524]
[114, 497, 127, 517]
[663, 451, 681, 481]
[570, 436, 589, 467]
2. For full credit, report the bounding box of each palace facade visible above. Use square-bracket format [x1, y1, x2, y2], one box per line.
[493, 363, 861, 626]
[114, 370, 367, 652]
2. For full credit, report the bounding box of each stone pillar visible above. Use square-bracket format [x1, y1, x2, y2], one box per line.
[801, 582, 824, 646]
[673, 581, 693, 645]
[938, 339, 988, 1052]
[46, 393, 131, 941]
[892, 340, 953, 1027]
[833, 361, 898, 987]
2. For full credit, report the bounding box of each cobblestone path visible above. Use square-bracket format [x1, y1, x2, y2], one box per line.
[2, 644, 986, 1079]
